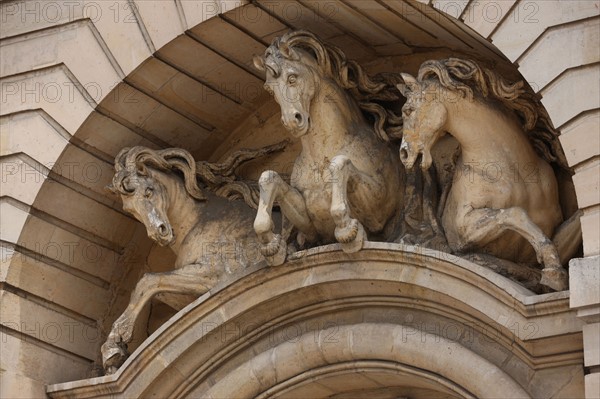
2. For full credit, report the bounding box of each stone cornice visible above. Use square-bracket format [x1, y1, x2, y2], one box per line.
[47, 243, 583, 398]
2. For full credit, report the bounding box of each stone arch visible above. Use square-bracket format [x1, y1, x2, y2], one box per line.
[1, 1, 598, 397]
[46, 244, 582, 398]
[199, 327, 528, 399]
[255, 361, 475, 399]
[200, 326, 528, 399]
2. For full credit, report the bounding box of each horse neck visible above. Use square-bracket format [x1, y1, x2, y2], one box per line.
[443, 93, 529, 165]
[301, 78, 365, 159]
[155, 171, 203, 254]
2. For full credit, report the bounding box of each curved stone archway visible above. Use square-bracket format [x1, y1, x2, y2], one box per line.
[255, 361, 473, 399]
[46, 244, 583, 398]
[199, 326, 527, 399]
[1, 1, 599, 397]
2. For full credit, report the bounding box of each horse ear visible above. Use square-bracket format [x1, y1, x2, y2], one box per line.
[253, 55, 266, 72]
[279, 42, 300, 60]
[397, 73, 419, 97]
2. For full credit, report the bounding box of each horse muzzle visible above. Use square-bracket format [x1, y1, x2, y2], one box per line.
[399, 141, 419, 169]
[400, 140, 434, 171]
[281, 111, 310, 137]
[148, 214, 175, 247]
[149, 222, 175, 246]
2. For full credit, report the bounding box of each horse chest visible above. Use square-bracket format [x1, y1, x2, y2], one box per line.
[303, 186, 333, 221]
[291, 166, 336, 236]
[293, 164, 332, 202]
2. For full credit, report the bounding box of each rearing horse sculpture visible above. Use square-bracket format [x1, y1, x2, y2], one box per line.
[397, 58, 581, 291]
[252, 30, 404, 265]
[101, 143, 284, 373]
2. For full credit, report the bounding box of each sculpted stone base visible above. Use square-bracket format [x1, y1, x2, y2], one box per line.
[47, 243, 584, 399]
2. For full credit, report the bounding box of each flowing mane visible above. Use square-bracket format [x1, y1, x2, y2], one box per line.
[110, 142, 287, 209]
[266, 30, 404, 141]
[416, 58, 568, 169]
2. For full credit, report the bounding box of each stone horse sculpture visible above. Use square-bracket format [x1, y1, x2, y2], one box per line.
[101, 142, 284, 373]
[252, 30, 405, 265]
[397, 58, 580, 291]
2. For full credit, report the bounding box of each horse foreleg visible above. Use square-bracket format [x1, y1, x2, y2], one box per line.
[102, 266, 215, 373]
[456, 207, 567, 291]
[328, 155, 386, 253]
[254, 170, 315, 266]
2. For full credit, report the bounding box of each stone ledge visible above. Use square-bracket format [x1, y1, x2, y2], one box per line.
[46, 243, 583, 398]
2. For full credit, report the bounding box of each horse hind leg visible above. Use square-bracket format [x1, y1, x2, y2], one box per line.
[456, 207, 568, 291]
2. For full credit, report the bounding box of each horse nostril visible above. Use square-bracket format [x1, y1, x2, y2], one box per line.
[294, 112, 303, 125]
[158, 224, 168, 236]
[400, 148, 409, 162]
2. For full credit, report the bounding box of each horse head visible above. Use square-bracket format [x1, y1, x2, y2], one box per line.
[108, 147, 206, 247]
[254, 30, 405, 143]
[253, 31, 328, 138]
[397, 73, 449, 170]
[119, 173, 175, 246]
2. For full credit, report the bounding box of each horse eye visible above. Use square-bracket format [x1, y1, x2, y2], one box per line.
[287, 74, 297, 84]
[144, 187, 153, 198]
[403, 108, 413, 116]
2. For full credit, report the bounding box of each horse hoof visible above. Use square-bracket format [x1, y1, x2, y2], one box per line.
[261, 234, 287, 266]
[540, 267, 568, 291]
[335, 219, 359, 244]
[260, 234, 282, 257]
[102, 342, 129, 374]
[338, 221, 365, 254]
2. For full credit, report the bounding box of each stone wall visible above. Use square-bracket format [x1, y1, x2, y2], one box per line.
[1, 1, 599, 397]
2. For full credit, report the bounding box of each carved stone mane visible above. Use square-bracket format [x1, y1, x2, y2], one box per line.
[111, 142, 287, 209]
[111, 146, 205, 199]
[417, 58, 568, 169]
[266, 30, 404, 141]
